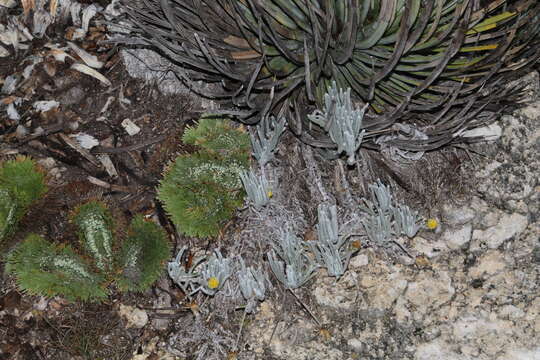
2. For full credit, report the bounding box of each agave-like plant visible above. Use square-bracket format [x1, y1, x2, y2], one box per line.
[118, 0, 539, 153]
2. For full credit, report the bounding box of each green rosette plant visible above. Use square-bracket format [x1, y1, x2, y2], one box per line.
[6, 201, 170, 302]
[158, 118, 250, 238]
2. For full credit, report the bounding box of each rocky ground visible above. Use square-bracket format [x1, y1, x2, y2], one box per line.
[1, 1, 539, 360]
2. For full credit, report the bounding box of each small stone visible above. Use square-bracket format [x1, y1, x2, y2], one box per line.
[15, 125, 27, 139]
[460, 123, 502, 141]
[59, 86, 85, 106]
[411, 236, 448, 258]
[74, 133, 99, 149]
[37, 157, 56, 170]
[405, 271, 454, 312]
[504, 348, 540, 360]
[0, 44, 10, 57]
[498, 305, 525, 320]
[469, 251, 506, 278]
[442, 224, 472, 250]
[118, 304, 148, 328]
[33, 297, 49, 311]
[313, 272, 358, 311]
[1, 75, 18, 94]
[349, 254, 369, 268]
[347, 338, 363, 351]
[33, 100, 59, 112]
[7, 103, 20, 121]
[442, 204, 475, 226]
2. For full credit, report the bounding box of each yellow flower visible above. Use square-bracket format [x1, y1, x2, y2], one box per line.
[207, 277, 220, 289]
[426, 218, 438, 230]
[267, 190, 273, 198]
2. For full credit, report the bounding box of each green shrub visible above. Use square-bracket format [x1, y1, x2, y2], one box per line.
[116, 215, 171, 292]
[6, 201, 170, 301]
[159, 118, 250, 238]
[0, 156, 47, 242]
[182, 117, 251, 161]
[5, 234, 107, 302]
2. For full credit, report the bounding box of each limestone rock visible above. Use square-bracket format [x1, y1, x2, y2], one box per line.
[472, 213, 528, 249]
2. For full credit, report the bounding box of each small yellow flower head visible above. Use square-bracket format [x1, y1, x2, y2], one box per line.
[267, 190, 273, 198]
[426, 218, 439, 230]
[207, 277, 220, 289]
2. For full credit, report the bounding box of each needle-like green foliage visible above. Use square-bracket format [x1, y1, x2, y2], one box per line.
[0, 189, 17, 242]
[183, 117, 251, 162]
[6, 202, 170, 302]
[116, 215, 171, 292]
[0, 156, 46, 242]
[5, 234, 107, 302]
[72, 202, 115, 273]
[159, 118, 250, 238]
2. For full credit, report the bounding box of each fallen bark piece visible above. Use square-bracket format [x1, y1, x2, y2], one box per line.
[70, 63, 111, 86]
[67, 41, 103, 69]
[87, 176, 132, 193]
[97, 154, 118, 178]
[33, 100, 59, 112]
[58, 133, 101, 167]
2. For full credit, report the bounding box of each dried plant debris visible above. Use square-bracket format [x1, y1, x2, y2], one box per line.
[167, 316, 236, 360]
[0, 0, 103, 55]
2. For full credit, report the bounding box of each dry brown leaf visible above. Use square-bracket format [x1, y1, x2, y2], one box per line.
[223, 35, 251, 48]
[43, 59, 57, 77]
[230, 49, 261, 60]
[71, 63, 111, 86]
[0, 0, 16, 9]
[64, 27, 76, 40]
[67, 41, 103, 69]
[21, 0, 35, 16]
[415, 255, 431, 269]
[1, 95, 17, 105]
[49, 0, 58, 17]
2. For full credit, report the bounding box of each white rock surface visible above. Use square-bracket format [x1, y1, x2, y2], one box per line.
[472, 213, 528, 249]
[441, 223, 472, 249]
